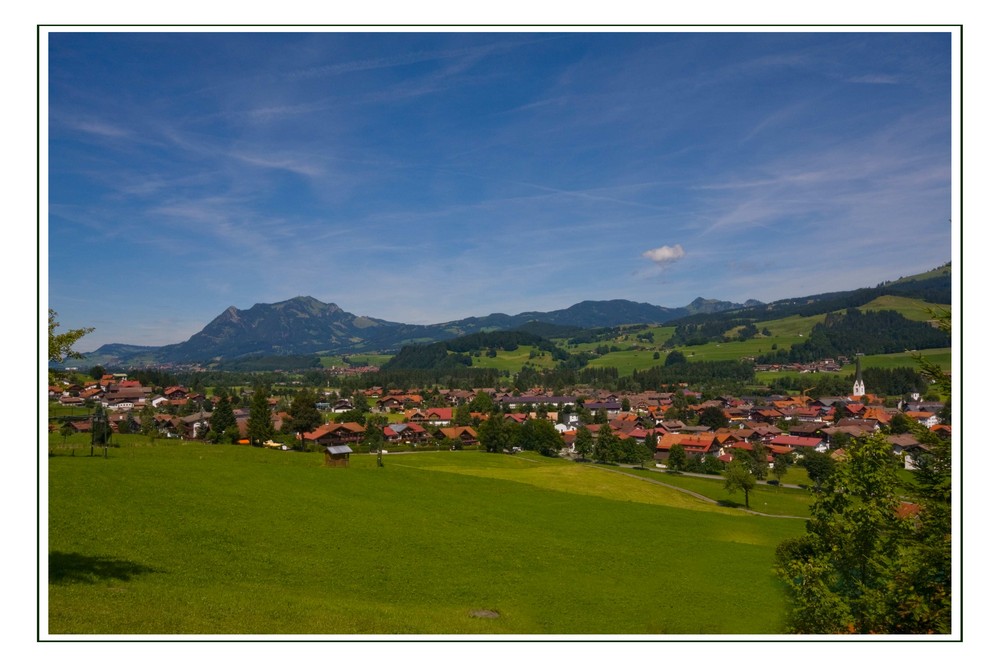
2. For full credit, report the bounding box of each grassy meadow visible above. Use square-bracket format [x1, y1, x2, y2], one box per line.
[47, 443, 806, 635]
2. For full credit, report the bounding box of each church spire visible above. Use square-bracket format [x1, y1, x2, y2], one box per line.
[852, 354, 865, 397]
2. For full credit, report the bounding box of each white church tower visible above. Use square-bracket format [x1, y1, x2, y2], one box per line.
[852, 355, 865, 397]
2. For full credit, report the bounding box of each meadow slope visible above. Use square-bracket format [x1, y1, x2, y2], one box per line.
[47, 445, 806, 635]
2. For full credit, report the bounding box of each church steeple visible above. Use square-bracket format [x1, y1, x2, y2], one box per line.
[852, 354, 865, 397]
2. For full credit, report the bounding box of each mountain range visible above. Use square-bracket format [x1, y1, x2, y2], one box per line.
[78, 263, 951, 367]
[81, 296, 760, 366]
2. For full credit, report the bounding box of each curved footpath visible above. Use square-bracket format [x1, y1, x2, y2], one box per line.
[584, 464, 807, 519]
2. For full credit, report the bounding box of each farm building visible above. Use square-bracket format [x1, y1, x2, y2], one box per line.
[324, 445, 353, 467]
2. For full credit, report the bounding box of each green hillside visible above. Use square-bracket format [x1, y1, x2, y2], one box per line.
[48, 443, 805, 634]
[436, 305, 949, 378]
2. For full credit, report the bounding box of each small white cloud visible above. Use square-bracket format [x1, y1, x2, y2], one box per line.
[642, 244, 686, 265]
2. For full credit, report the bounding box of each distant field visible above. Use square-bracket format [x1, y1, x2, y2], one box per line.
[321, 353, 394, 368]
[469, 345, 557, 372]
[585, 349, 663, 373]
[48, 444, 804, 634]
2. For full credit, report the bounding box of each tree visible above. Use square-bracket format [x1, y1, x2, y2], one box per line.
[334, 409, 366, 425]
[288, 389, 323, 450]
[89, 404, 111, 456]
[594, 423, 620, 463]
[139, 403, 158, 443]
[622, 437, 651, 468]
[702, 455, 724, 475]
[574, 426, 593, 461]
[668, 443, 687, 471]
[209, 396, 237, 440]
[247, 386, 274, 447]
[643, 431, 659, 459]
[479, 414, 518, 453]
[362, 419, 385, 453]
[801, 449, 836, 491]
[469, 391, 494, 414]
[774, 432, 948, 633]
[698, 406, 729, 430]
[664, 350, 686, 366]
[48, 310, 94, 363]
[772, 453, 790, 486]
[723, 460, 756, 508]
[118, 413, 135, 435]
[888, 413, 916, 435]
[454, 403, 472, 426]
[351, 390, 371, 413]
[749, 441, 770, 480]
[59, 420, 74, 446]
[521, 419, 564, 457]
[733, 442, 768, 481]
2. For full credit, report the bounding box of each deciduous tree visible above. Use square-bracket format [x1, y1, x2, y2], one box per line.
[775, 433, 933, 633]
[723, 459, 756, 508]
[698, 405, 729, 430]
[801, 449, 836, 491]
[48, 310, 94, 363]
[668, 443, 687, 471]
[772, 453, 790, 486]
[521, 418, 564, 457]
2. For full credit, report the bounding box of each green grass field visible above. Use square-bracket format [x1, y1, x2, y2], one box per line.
[469, 345, 557, 372]
[47, 444, 806, 635]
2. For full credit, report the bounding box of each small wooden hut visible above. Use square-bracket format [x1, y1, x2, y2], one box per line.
[324, 444, 353, 467]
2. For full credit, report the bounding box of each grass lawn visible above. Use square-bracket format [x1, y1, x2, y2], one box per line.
[47, 444, 805, 635]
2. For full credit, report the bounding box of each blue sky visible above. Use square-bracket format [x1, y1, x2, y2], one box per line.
[46, 30, 953, 350]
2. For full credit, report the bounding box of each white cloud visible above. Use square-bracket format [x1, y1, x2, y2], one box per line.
[642, 244, 686, 265]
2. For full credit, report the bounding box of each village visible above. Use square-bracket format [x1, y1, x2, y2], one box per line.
[49, 359, 950, 473]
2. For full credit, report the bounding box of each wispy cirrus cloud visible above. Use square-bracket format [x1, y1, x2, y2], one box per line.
[66, 118, 132, 138]
[847, 74, 900, 85]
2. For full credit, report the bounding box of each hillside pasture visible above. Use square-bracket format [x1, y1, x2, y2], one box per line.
[47, 444, 803, 635]
[857, 296, 950, 321]
[469, 345, 557, 372]
[584, 349, 664, 373]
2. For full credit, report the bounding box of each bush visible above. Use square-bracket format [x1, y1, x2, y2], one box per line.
[702, 456, 724, 475]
